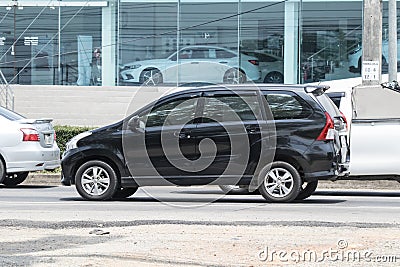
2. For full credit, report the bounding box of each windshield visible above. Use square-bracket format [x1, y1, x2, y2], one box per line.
[0, 107, 25, 121]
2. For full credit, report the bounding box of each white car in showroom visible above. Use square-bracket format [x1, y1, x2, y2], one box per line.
[120, 45, 261, 85]
[0, 106, 60, 186]
[348, 39, 400, 73]
[242, 51, 284, 83]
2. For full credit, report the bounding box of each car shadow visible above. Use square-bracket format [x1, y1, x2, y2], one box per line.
[60, 196, 345, 204]
[0, 185, 58, 189]
[315, 190, 400, 198]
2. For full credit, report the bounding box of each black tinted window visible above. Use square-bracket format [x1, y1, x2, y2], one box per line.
[141, 97, 197, 127]
[202, 94, 260, 122]
[264, 92, 313, 120]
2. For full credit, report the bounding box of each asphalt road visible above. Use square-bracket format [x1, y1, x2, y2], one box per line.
[1, 185, 400, 266]
[0, 185, 399, 226]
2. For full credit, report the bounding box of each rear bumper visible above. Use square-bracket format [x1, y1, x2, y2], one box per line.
[4, 144, 60, 173]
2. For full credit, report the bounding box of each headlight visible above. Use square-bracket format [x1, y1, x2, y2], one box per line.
[65, 131, 92, 151]
[123, 64, 142, 70]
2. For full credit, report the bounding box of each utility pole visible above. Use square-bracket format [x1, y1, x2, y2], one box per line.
[361, 0, 383, 86]
[388, 0, 397, 82]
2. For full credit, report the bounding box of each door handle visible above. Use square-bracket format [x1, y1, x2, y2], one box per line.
[219, 61, 228, 64]
[174, 131, 191, 139]
[191, 62, 199, 64]
[245, 125, 260, 133]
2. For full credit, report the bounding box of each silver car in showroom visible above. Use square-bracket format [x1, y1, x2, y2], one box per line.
[0, 106, 60, 186]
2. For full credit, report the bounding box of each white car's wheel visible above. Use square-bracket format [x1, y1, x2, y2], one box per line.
[223, 69, 246, 84]
[75, 160, 118, 201]
[2, 172, 29, 186]
[264, 71, 283, 83]
[258, 161, 301, 202]
[140, 69, 163, 86]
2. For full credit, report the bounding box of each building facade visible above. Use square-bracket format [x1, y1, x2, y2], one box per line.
[0, 0, 397, 87]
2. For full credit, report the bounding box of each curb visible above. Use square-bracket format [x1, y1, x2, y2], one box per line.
[23, 173, 400, 190]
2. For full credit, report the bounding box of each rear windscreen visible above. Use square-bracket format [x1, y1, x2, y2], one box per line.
[316, 94, 341, 117]
[0, 107, 25, 121]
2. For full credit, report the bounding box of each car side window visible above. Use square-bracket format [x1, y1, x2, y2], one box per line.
[263, 92, 313, 120]
[202, 94, 261, 123]
[216, 49, 236, 59]
[140, 97, 198, 128]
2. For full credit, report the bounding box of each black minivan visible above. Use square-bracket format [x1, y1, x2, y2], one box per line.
[61, 84, 349, 202]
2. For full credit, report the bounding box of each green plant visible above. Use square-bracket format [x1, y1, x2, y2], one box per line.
[54, 125, 94, 156]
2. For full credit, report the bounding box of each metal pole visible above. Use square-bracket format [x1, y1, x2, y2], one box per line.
[361, 0, 383, 86]
[388, 0, 397, 82]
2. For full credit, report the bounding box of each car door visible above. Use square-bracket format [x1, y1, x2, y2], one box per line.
[123, 92, 200, 181]
[191, 90, 265, 184]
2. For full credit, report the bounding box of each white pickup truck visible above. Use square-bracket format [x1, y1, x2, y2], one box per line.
[327, 80, 400, 182]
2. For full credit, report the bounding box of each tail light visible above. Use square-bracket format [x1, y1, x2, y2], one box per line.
[340, 111, 348, 130]
[20, 128, 40, 142]
[248, 59, 259, 66]
[54, 132, 57, 141]
[317, 112, 335, 141]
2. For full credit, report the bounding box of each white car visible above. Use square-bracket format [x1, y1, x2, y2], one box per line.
[348, 39, 400, 73]
[242, 51, 284, 83]
[0, 106, 60, 186]
[120, 45, 261, 85]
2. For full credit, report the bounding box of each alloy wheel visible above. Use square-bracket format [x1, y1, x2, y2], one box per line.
[263, 167, 294, 198]
[81, 166, 111, 196]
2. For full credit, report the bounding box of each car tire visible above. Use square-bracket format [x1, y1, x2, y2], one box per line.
[75, 160, 118, 201]
[295, 180, 318, 200]
[2, 172, 29, 186]
[112, 187, 138, 199]
[264, 72, 284, 84]
[0, 159, 6, 184]
[140, 69, 163, 86]
[258, 161, 301, 202]
[223, 69, 246, 84]
[218, 185, 249, 195]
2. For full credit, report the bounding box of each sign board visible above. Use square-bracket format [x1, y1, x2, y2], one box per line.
[362, 61, 379, 81]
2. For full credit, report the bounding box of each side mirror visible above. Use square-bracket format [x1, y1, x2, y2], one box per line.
[128, 116, 140, 132]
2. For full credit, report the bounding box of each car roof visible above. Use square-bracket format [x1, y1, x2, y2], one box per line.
[165, 83, 327, 97]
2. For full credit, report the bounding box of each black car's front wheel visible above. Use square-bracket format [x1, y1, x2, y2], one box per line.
[258, 161, 301, 202]
[75, 160, 118, 201]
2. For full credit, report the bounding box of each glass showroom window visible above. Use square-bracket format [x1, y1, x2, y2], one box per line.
[0, 5, 58, 85]
[240, 1, 285, 84]
[60, 6, 102, 86]
[118, 1, 178, 86]
[178, 1, 241, 85]
[301, 1, 363, 83]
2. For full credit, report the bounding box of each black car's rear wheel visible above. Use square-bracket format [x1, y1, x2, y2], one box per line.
[295, 180, 318, 200]
[2, 172, 29, 186]
[258, 161, 301, 202]
[75, 160, 118, 201]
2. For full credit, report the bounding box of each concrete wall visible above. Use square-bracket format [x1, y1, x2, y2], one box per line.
[12, 85, 173, 127]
